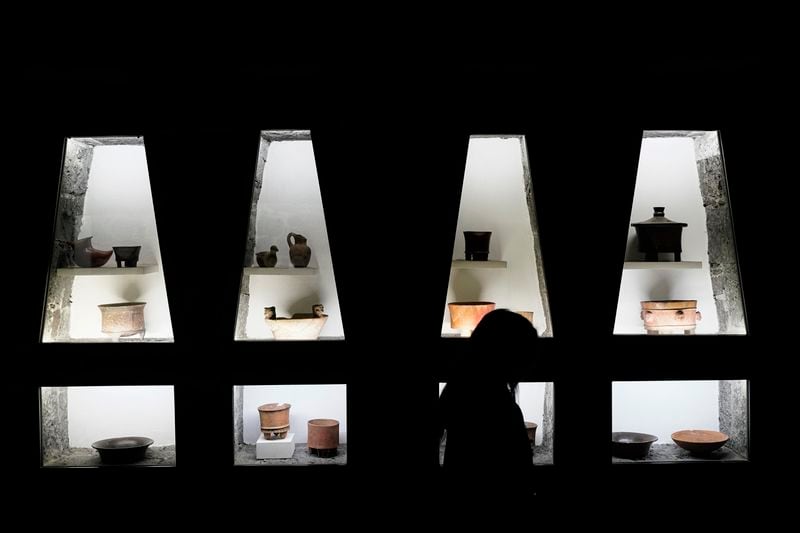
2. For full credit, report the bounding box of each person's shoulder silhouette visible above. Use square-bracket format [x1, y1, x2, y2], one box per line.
[438, 309, 538, 493]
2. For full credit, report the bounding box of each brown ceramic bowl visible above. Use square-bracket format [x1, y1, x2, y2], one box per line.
[611, 432, 659, 459]
[92, 436, 154, 464]
[672, 429, 729, 455]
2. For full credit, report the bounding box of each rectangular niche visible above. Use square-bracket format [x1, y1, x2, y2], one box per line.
[442, 135, 552, 338]
[234, 131, 344, 341]
[614, 131, 746, 335]
[41, 136, 174, 342]
[611, 380, 748, 463]
[40, 385, 176, 467]
[438, 382, 554, 465]
[233, 384, 347, 465]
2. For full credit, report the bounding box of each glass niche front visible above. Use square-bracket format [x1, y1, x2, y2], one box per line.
[438, 382, 554, 466]
[442, 135, 552, 338]
[40, 385, 176, 467]
[41, 137, 173, 342]
[614, 131, 746, 335]
[233, 384, 347, 465]
[611, 380, 749, 463]
[234, 131, 343, 341]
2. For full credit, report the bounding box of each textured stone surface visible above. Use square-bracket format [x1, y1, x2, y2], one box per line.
[694, 132, 746, 333]
[40, 387, 69, 462]
[643, 130, 708, 139]
[233, 385, 244, 447]
[73, 137, 144, 147]
[439, 441, 553, 466]
[520, 136, 553, 337]
[719, 380, 749, 458]
[235, 136, 270, 340]
[43, 445, 176, 467]
[542, 382, 555, 453]
[42, 141, 93, 340]
[235, 443, 347, 465]
[612, 443, 746, 463]
[261, 130, 311, 142]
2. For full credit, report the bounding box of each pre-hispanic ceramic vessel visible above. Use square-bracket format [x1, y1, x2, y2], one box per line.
[631, 207, 688, 261]
[264, 304, 328, 340]
[98, 302, 146, 339]
[524, 421, 538, 447]
[611, 432, 658, 459]
[671, 429, 729, 455]
[464, 231, 492, 261]
[72, 236, 113, 268]
[308, 418, 340, 458]
[258, 403, 291, 440]
[256, 245, 279, 267]
[640, 300, 701, 335]
[91, 436, 154, 464]
[448, 301, 496, 337]
[113, 246, 141, 268]
[287, 232, 311, 267]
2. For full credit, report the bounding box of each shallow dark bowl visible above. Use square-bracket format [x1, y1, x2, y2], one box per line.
[91, 436, 154, 464]
[672, 429, 729, 455]
[612, 432, 658, 459]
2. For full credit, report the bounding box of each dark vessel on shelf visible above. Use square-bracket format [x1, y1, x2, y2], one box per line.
[631, 207, 688, 261]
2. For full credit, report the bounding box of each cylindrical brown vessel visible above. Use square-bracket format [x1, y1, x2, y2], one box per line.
[524, 421, 538, 445]
[98, 302, 146, 338]
[308, 418, 339, 457]
[640, 300, 701, 335]
[258, 403, 291, 440]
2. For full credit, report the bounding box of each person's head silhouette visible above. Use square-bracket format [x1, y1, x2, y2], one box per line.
[467, 309, 538, 377]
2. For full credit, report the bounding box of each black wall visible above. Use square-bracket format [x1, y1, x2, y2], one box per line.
[8, 57, 791, 518]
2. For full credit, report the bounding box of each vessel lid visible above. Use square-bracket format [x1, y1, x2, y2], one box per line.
[631, 207, 688, 227]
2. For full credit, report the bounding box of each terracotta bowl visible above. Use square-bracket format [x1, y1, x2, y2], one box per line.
[92, 436, 153, 464]
[612, 432, 658, 459]
[448, 301, 496, 336]
[98, 302, 146, 338]
[672, 429, 729, 455]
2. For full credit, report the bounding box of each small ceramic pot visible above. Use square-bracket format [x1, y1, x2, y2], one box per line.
[640, 300, 701, 335]
[98, 302, 146, 338]
[631, 207, 688, 261]
[464, 231, 492, 261]
[72, 236, 113, 268]
[308, 419, 339, 457]
[256, 245, 279, 267]
[258, 403, 291, 440]
[448, 301, 496, 337]
[113, 246, 141, 267]
[524, 421, 538, 446]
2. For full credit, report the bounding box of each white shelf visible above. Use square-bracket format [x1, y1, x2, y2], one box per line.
[57, 265, 159, 276]
[451, 260, 508, 269]
[624, 261, 702, 270]
[244, 267, 318, 276]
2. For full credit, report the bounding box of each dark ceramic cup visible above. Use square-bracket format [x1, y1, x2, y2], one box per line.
[113, 246, 142, 267]
[464, 231, 492, 261]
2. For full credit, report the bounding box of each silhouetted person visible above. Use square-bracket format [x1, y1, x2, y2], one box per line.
[438, 309, 537, 499]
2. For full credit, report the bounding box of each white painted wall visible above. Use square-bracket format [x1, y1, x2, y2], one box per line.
[67, 386, 175, 447]
[242, 384, 347, 444]
[241, 139, 344, 339]
[68, 143, 173, 340]
[612, 380, 718, 443]
[443, 136, 548, 336]
[438, 381, 549, 445]
[614, 136, 719, 334]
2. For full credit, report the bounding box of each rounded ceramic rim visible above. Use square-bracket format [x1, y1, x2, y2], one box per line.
[612, 432, 658, 444]
[91, 436, 154, 450]
[98, 302, 147, 308]
[308, 419, 339, 427]
[258, 402, 291, 412]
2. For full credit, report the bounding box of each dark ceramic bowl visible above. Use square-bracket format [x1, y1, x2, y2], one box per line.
[92, 436, 154, 464]
[611, 432, 658, 459]
[672, 430, 729, 455]
[113, 246, 141, 267]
